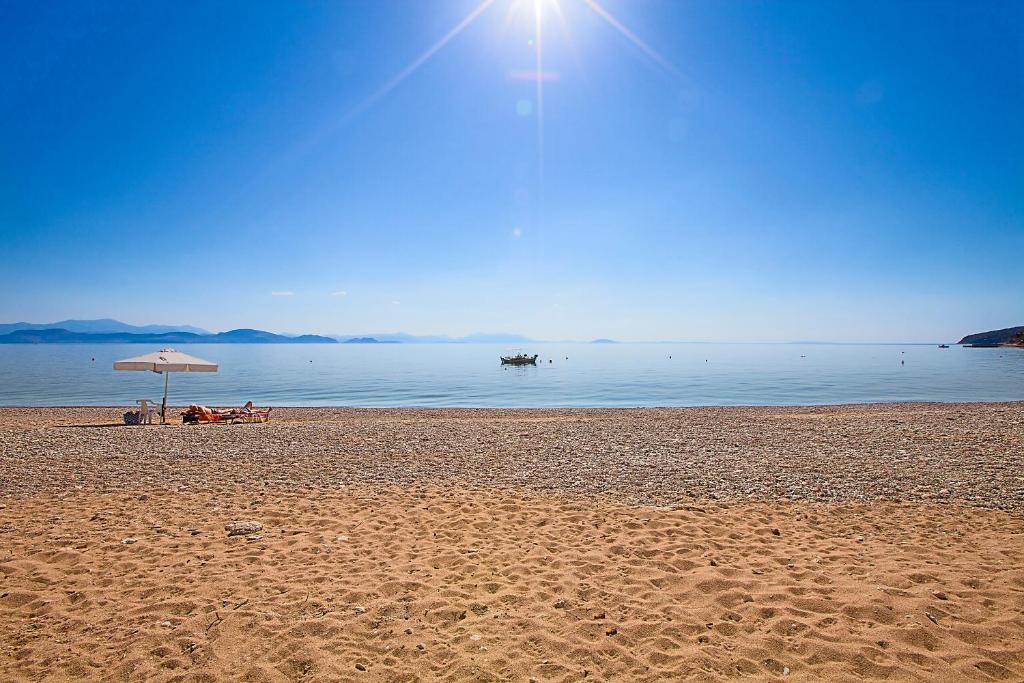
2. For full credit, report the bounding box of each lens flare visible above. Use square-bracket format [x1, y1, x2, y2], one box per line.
[534, 0, 546, 187]
[581, 0, 683, 79]
[342, 0, 497, 123]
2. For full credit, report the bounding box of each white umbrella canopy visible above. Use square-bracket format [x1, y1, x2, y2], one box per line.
[113, 348, 218, 423]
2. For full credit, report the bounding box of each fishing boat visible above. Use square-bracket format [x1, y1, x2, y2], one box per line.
[938, 344, 950, 348]
[500, 353, 539, 366]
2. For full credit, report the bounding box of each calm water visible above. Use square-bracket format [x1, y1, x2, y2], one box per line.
[0, 343, 1022, 408]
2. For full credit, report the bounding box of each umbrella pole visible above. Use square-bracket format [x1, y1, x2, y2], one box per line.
[161, 372, 169, 424]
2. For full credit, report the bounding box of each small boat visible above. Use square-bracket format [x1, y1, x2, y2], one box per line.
[500, 353, 539, 366]
[938, 344, 949, 348]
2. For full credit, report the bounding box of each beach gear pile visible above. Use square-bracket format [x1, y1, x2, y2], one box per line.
[182, 402, 272, 424]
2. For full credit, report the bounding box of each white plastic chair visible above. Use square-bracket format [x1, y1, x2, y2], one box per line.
[136, 399, 158, 425]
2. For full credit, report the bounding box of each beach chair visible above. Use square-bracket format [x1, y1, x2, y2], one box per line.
[136, 399, 159, 424]
[182, 402, 271, 424]
[182, 404, 228, 424]
[123, 399, 158, 425]
[231, 401, 272, 423]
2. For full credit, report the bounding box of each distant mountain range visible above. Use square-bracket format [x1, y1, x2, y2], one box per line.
[18, 317, 1016, 346]
[10, 319, 1020, 348]
[330, 333, 620, 344]
[330, 332, 537, 344]
[0, 319, 623, 345]
[0, 318, 209, 336]
[957, 326, 1024, 347]
[0, 328, 336, 344]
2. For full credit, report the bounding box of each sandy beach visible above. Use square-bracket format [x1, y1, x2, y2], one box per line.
[1, 403, 1022, 681]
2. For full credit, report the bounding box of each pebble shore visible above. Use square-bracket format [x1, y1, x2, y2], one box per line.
[1, 402, 1021, 510]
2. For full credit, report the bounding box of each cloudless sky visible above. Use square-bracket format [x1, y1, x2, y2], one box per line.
[1, 0, 1021, 341]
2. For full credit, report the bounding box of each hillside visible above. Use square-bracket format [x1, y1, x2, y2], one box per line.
[957, 326, 1024, 346]
[0, 328, 337, 344]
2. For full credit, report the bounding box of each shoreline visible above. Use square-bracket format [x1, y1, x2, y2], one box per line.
[2, 402, 1021, 511]
[0, 398, 1022, 413]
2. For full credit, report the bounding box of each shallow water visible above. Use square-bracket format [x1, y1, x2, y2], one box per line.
[0, 343, 1021, 408]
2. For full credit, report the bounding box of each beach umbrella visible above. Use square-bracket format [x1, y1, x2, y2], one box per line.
[113, 348, 218, 423]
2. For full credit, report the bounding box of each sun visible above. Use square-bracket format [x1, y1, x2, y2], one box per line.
[327, 0, 679, 137]
[510, 0, 559, 24]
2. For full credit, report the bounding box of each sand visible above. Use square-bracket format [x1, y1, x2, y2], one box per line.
[1, 403, 1023, 681]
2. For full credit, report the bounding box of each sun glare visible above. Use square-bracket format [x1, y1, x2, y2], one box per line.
[340, 0, 680, 123]
[298, 0, 681, 161]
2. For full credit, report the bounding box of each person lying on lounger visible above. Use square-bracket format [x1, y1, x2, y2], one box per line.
[182, 402, 272, 424]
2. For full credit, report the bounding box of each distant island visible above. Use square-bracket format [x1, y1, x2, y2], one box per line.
[0, 328, 337, 344]
[591, 338, 618, 344]
[957, 326, 1024, 347]
[342, 337, 399, 344]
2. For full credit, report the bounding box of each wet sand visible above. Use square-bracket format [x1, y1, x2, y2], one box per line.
[1, 403, 1022, 681]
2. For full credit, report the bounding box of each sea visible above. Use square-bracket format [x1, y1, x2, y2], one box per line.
[1, 343, 1022, 408]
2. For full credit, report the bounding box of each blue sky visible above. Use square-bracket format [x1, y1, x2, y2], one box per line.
[1, 0, 1021, 342]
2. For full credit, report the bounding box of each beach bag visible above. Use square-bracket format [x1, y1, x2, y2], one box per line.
[123, 410, 142, 425]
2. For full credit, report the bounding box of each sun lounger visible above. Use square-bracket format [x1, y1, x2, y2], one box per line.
[182, 402, 272, 424]
[231, 401, 273, 423]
